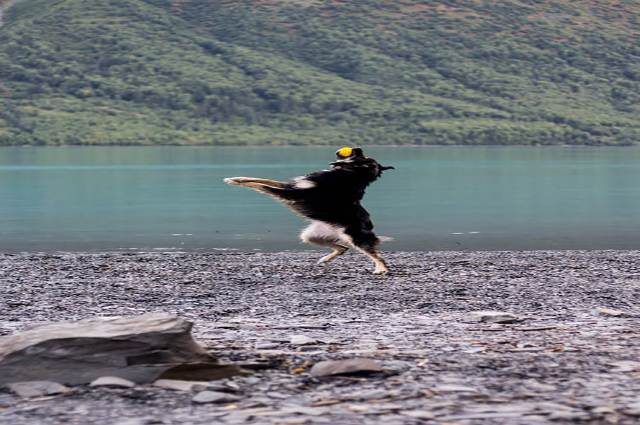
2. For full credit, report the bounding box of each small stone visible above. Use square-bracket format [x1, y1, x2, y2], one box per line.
[400, 410, 435, 420]
[592, 406, 616, 414]
[255, 342, 280, 350]
[536, 402, 574, 412]
[296, 346, 323, 352]
[111, 419, 154, 425]
[433, 384, 478, 392]
[279, 406, 331, 416]
[7, 381, 72, 398]
[548, 410, 589, 420]
[89, 376, 136, 388]
[622, 402, 640, 417]
[607, 361, 640, 372]
[345, 405, 370, 413]
[276, 419, 308, 425]
[467, 404, 535, 414]
[289, 335, 317, 345]
[526, 380, 558, 392]
[445, 412, 533, 420]
[213, 323, 240, 329]
[358, 389, 391, 400]
[596, 307, 629, 317]
[153, 379, 210, 391]
[264, 392, 289, 399]
[523, 416, 547, 422]
[310, 358, 383, 377]
[192, 391, 241, 404]
[223, 413, 253, 424]
[383, 360, 412, 374]
[464, 311, 519, 324]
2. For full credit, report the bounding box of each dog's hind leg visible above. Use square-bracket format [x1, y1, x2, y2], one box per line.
[300, 221, 349, 264]
[354, 244, 388, 275]
[224, 177, 297, 203]
[345, 229, 388, 275]
[224, 177, 288, 189]
[316, 243, 349, 264]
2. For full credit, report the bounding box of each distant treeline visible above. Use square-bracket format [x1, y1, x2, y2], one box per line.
[0, 0, 637, 146]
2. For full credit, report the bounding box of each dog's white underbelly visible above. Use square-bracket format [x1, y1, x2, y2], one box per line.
[300, 220, 347, 243]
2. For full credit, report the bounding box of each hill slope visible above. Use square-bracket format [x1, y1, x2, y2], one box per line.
[0, 0, 638, 145]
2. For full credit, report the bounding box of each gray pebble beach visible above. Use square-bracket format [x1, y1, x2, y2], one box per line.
[1, 250, 639, 424]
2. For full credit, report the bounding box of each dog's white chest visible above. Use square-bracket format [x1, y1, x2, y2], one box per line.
[291, 176, 317, 189]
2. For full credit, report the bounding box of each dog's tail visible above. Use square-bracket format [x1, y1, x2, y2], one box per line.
[378, 236, 394, 243]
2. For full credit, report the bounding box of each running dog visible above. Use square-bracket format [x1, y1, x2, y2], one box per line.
[224, 147, 394, 274]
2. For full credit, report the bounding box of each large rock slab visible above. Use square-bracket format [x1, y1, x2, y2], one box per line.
[0, 313, 240, 385]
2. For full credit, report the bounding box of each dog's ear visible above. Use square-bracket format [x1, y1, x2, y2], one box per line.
[351, 147, 365, 158]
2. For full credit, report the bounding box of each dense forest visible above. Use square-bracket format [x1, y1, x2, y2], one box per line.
[0, 0, 638, 146]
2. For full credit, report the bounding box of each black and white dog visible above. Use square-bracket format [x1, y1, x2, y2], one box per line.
[224, 147, 394, 274]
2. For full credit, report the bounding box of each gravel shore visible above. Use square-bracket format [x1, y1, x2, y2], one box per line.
[1, 250, 639, 424]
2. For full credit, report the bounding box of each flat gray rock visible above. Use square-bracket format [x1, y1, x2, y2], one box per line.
[0, 313, 216, 385]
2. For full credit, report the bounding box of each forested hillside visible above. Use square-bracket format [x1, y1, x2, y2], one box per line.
[0, 0, 638, 146]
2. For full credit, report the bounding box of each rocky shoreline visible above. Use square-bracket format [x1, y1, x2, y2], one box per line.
[0, 251, 639, 424]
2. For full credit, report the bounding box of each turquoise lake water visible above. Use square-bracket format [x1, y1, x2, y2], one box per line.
[0, 146, 639, 252]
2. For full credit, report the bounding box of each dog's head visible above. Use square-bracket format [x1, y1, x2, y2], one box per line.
[330, 147, 394, 179]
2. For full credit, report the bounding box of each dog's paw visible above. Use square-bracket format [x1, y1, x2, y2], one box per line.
[372, 267, 389, 275]
[224, 177, 247, 186]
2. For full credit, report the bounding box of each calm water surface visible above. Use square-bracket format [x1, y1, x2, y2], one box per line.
[1, 146, 639, 252]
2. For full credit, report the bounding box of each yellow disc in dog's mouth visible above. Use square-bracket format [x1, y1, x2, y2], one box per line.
[337, 147, 353, 157]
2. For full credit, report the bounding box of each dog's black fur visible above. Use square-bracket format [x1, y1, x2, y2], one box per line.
[224, 147, 394, 274]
